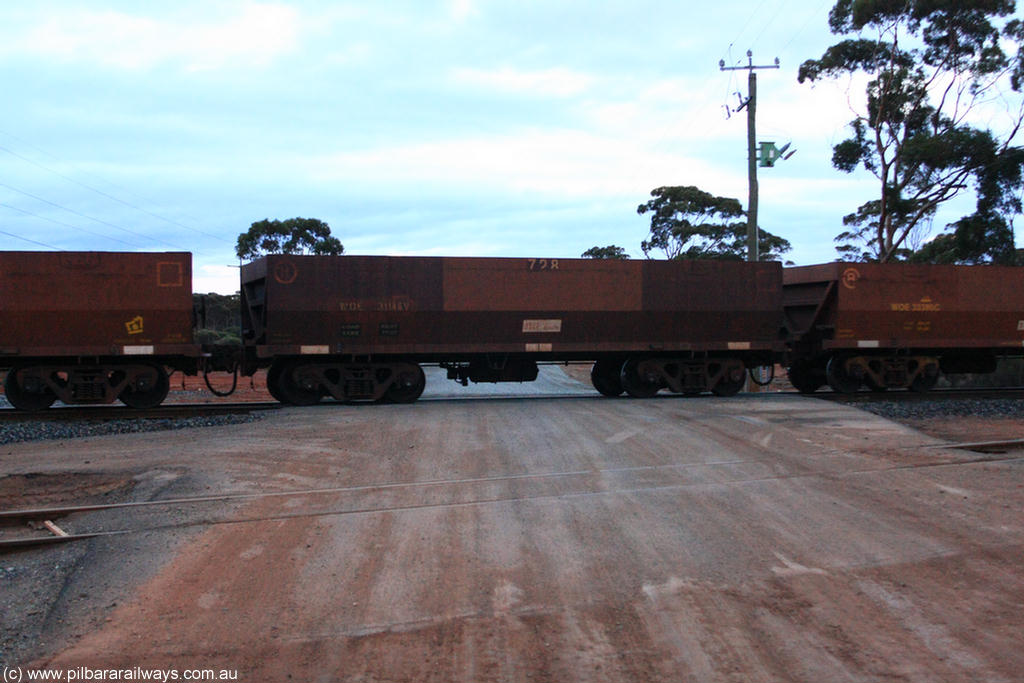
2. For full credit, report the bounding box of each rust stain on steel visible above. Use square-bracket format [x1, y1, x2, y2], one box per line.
[0, 251, 196, 357]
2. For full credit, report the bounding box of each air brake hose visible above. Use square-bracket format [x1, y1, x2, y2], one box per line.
[204, 365, 239, 397]
[748, 364, 776, 386]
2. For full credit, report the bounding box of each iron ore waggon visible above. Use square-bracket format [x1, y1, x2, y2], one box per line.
[5, 250, 1022, 411]
[240, 255, 783, 404]
[0, 251, 200, 410]
[784, 262, 1024, 393]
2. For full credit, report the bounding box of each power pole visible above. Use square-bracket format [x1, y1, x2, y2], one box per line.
[720, 51, 779, 262]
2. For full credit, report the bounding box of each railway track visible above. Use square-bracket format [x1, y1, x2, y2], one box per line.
[0, 401, 280, 422]
[811, 387, 1024, 403]
[0, 387, 1021, 419]
[3, 445, 1023, 551]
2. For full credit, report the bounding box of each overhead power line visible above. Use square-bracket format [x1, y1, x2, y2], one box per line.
[0, 181, 189, 251]
[0, 143, 231, 244]
[0, 227, 61, 250]
[777, 0, 833, 55]
[0, 202, 144, 249]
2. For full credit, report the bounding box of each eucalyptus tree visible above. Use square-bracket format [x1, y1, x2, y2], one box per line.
[799, 0, 1024, 263]
[236, 217, 343, 260]
[637, 185, 791, 261]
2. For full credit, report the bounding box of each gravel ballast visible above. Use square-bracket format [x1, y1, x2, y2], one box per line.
[0, 413, 263, 446]
[845, 397, 1024, 421]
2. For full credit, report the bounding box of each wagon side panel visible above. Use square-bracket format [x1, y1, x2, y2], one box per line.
[0, 251, 195, 359]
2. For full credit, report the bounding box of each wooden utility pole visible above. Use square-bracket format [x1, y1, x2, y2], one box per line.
[719, 51, 779, 262]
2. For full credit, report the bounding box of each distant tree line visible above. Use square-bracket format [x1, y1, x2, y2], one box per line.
[193, 292, 241, 345]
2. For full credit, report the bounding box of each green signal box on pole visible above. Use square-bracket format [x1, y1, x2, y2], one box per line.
[758, 141, 794, 167]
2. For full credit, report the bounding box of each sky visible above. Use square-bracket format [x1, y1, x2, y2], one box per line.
[0, 0, 1020, 293]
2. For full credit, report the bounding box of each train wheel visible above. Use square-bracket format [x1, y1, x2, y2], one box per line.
[711, 370, 745, 397]
[119, 365, 170, 409]
[384, 364, 426, 404]
[265, 362, 288, 404]
[787, 360, 823, 394]
[620, 358, 661, 398]
[863, 375, 888, 392]
[909, 366, 939, 393]
[277, 360, 323, 406]
[825, 356, 861, 394]
[4, 368, 57, 411]
[590, 358, 624, 397]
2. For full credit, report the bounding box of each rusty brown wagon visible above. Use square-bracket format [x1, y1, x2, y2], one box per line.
[0, 251, 199, 410]
[240, 255, 783, 404]
[783, 262, 1024, 393]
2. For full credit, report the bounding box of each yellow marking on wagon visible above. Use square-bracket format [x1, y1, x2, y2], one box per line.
[890, 297, 941, 312]
[125, 316, 144, 335]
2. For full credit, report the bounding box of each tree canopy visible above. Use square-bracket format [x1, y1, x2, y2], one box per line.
[236, 218, 344, 261]
[799, 0, 1024, 263]
[636, 186, 791, 261]
[581, 245, 630, 259]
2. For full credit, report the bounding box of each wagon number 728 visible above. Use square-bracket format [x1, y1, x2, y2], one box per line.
[527, 259, 559, 271]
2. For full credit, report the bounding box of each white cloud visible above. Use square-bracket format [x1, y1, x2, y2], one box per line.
[448, 0, 478, 23]
[450, 66, 595, 97]
[12, 4, 300, 71]
[308, 127, 740, 200]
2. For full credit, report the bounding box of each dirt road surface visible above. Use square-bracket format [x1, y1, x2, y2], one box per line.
[2, 370, 1022, 681]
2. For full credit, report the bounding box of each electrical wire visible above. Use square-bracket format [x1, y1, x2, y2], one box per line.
[0, 143, 231, 244]
[720, 0, 774, 63]
[0, 180, 189, 251]
[748, 0, 793, 52]
[0, 227, 60, 250]
[0, 202, 145, 249]
[776, 0, 833, 56]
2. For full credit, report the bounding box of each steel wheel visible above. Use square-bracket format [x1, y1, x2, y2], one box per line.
[825, 356, 861, 394]
[711, 370, 745, 397]
[384, 364, 426, 404]
[119, 365, 170, 409]
[909, 364, 939, 393]
[265, 362, 288, 404]
[4, 367, 57, 411]
[620, 358, 661, 398]
[863, 374, 888, 392]
[590, 358, 624, 397]
[277, 360, 323, 406]
[787, 360, 824, 394]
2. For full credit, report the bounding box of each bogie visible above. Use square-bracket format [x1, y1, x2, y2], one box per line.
[267, 359, 427, 405]
[824, 355, 942, 393]
[615, 356, 748, 398]
[4, 364, 172, 410]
